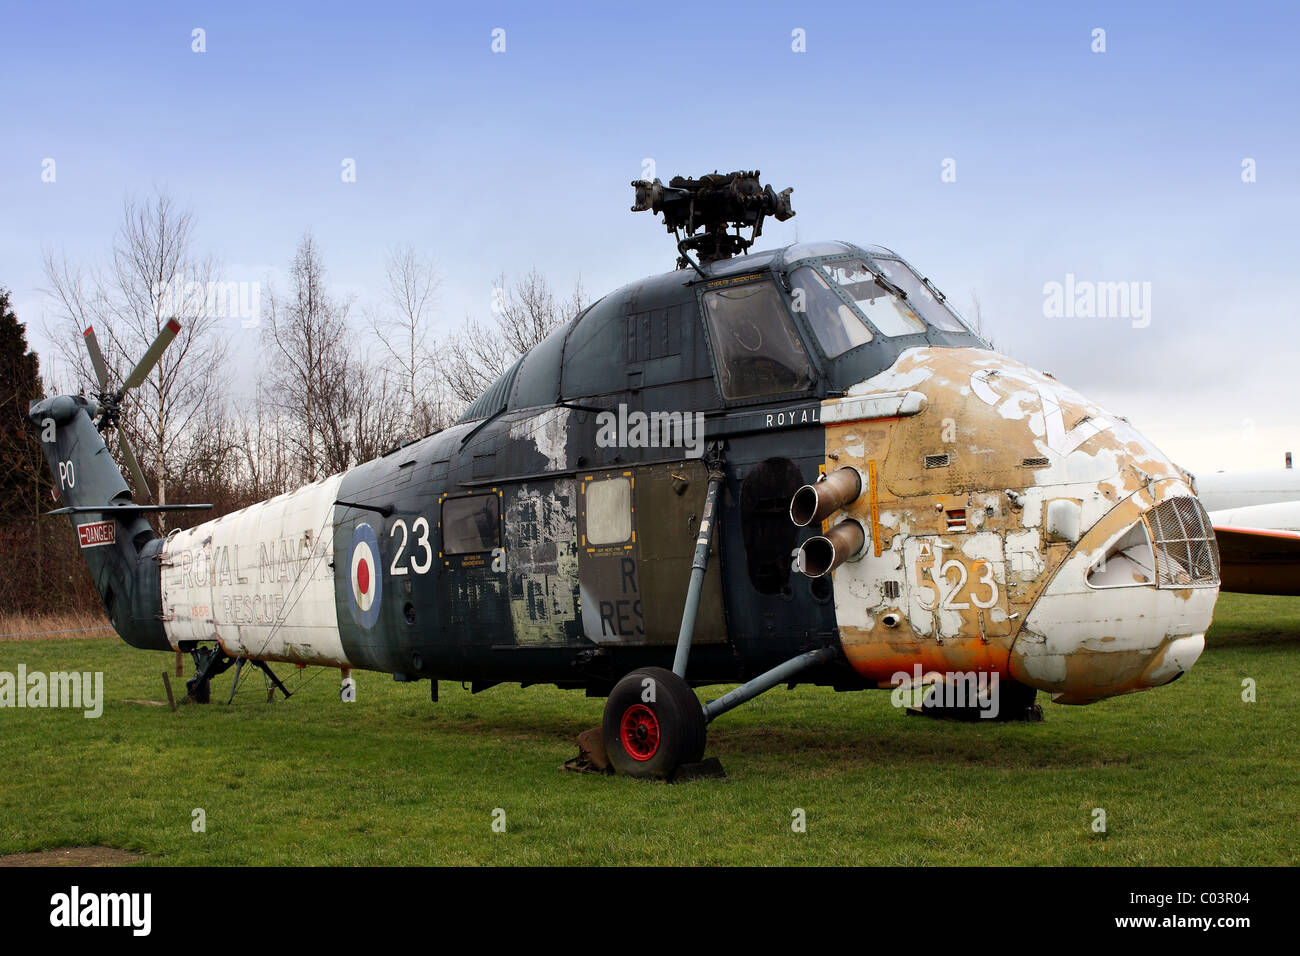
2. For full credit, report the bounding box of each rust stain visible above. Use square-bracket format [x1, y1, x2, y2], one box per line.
[819, 347, 1213, 695]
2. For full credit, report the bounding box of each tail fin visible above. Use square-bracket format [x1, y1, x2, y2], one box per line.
[28, 394, 171, 650]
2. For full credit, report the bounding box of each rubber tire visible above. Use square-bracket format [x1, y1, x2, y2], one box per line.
[602, 667, 706, 780]
[996, 678, 1042, 721]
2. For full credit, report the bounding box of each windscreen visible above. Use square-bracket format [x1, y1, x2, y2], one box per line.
[789, 265, 873, 357]
[821, 259, 926, 337]
[702, 280, 814, 399]
[866, 257, 969, 332]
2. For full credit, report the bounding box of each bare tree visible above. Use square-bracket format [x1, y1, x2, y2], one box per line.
[443, 269, 589, 406]
[372, 244, 450, 436]
[224, 388, 303, 504]
[263, 233, 408, 479]
[41, 252, 110, 387]
[318, 357, 407, 469]
[262, 232, 350, 481]
[442, 313, 516, 407]
[42, 189, 231, 513]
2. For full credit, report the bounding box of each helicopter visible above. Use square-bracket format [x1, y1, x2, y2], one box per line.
[27, 170, 1221, 780]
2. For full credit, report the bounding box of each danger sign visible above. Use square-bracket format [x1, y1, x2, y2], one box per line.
[78, 521, 115, 548]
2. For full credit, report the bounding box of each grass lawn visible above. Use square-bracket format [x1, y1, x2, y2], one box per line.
[0, 592, 1296, 865]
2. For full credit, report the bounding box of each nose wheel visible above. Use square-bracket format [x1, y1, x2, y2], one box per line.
[602, 667, 706, 779]
[911, 676, 1043, 721]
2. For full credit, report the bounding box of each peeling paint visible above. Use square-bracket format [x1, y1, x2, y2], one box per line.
[504, 480, 580, 644]
[509, 406, 571, 470]
[161, 474, 347, 666]
[816, 347, 1217, 702]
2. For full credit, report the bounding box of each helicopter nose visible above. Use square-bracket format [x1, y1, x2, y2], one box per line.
[1009, 482, 1219, 704]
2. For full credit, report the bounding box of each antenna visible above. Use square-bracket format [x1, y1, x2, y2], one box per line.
[632, 170, 795, 272]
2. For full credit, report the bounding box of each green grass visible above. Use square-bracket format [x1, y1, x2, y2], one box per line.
[1, 591, 1297, 865]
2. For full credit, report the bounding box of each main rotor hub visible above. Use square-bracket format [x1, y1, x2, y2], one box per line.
[631, 169, 795, 269]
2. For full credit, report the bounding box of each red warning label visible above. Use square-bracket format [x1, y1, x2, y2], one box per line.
[78, 521, 115, 548]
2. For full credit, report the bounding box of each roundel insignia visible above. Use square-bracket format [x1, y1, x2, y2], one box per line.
[348, 522, 382, 629]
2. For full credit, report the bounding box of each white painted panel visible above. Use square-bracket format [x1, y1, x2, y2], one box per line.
[821, 390, 926, 424]
[161, 474, 348, 666]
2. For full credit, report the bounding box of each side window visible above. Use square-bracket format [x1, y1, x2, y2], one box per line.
[586, 477, 632, 545]
[702, 280, 814, 400]
[442, 494, 499, 554]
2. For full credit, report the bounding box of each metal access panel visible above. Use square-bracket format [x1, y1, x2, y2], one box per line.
[577, 460, 726, 646]
[502, 478, 582, 645]
[439, 487, 510, 648]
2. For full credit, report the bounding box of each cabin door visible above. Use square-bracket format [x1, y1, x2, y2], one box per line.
[576, 459, 727, 647]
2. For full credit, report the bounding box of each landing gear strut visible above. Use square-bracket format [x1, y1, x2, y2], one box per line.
[184, 646, 292, 704]
[599, 445, 839, 779]
[185, 646, 221, 703]
[602, 445, 726, 780]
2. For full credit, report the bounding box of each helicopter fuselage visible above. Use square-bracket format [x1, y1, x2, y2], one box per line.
[36, 239, 1221, 708]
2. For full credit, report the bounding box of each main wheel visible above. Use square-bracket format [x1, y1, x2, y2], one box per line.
[602, 666, 706, 780]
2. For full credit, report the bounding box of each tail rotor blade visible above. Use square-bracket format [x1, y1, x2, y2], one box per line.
[82, 327, 109, 392]
[118, 432, 153, 503]
[122, 318, 181, 391]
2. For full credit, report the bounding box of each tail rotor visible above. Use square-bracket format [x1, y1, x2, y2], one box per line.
[81, 319, 181, 502]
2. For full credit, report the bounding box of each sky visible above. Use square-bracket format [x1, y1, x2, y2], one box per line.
[2, 0, 1298, 474]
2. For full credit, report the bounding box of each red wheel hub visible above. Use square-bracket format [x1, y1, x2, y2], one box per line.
[619, 704, 661, 761]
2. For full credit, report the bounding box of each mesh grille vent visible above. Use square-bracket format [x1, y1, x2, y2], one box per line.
[1144, 497, 1219, 588]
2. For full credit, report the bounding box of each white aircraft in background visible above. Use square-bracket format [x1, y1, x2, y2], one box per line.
[1196, 453, 1300, 596]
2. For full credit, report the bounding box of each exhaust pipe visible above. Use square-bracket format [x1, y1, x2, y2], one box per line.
[790, 467, 863, 528]
[797, 519, 867, 578]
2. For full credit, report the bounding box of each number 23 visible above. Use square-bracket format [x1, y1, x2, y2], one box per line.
[919, 558, 998, 610]
[390, 517, 433, 575]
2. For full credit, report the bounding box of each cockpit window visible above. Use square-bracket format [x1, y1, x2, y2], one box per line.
[782, 240, 852, 264]
[702, 280, 814, 400]
[867, 257, 968, 332]
[820, 259, 926, 337]
[789, 266, 873, 357]
[707, 250, 779, 277]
